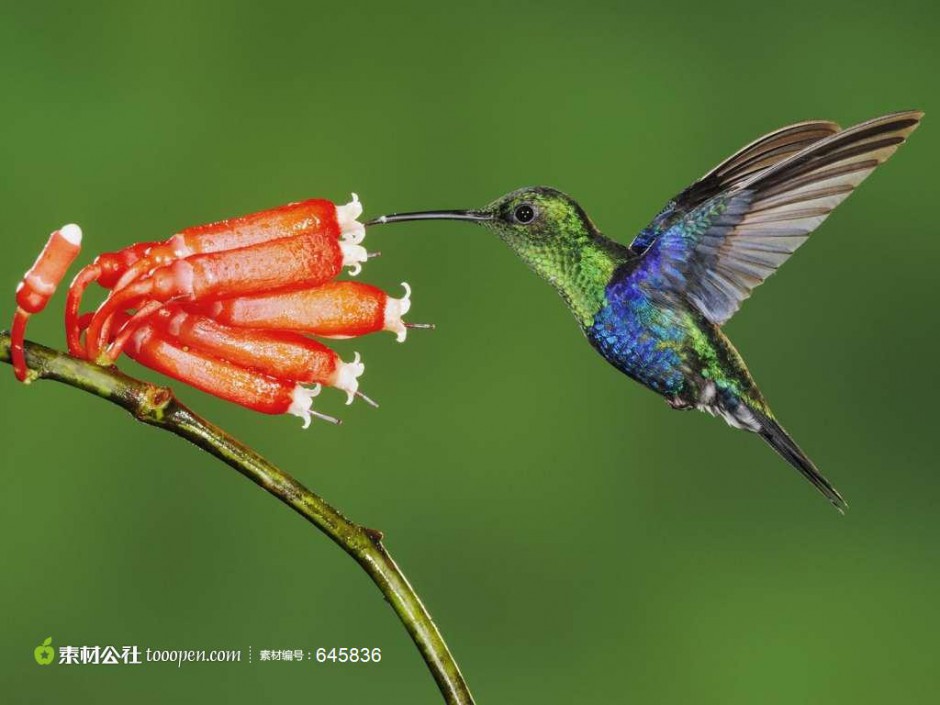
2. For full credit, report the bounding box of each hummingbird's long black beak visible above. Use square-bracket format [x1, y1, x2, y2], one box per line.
[365, 210, 492, 226]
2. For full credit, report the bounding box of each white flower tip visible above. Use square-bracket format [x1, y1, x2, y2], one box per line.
[399, 282, 412, 313]
[288, 385, 322, 429]
[331, 353, 365, 405]
[337, 194, 366, 245]
[336, 193, 363, 221]
[340, 242, 368, 275]
[384, 282, 413, 342]
[342, 222, 366, 245]
[59, 223, 83, 246]
[331, 353, 366, 406]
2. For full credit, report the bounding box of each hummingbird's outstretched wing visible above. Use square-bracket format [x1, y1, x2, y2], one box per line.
[630, 119, 842, 254]
[633, 110, 923, 326]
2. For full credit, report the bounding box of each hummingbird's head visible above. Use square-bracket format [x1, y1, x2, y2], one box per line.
[368, 186, 607, 287]
[367, 187, 627, 324]
[478, 186, 594, 255]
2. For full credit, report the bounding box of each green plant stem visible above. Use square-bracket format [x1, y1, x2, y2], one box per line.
[1, 332, 474, 705]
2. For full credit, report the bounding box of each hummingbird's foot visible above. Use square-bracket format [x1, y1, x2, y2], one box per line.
[666, 396, 693, 411]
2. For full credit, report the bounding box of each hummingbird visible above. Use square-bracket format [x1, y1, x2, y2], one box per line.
[369, 110, 923, 511]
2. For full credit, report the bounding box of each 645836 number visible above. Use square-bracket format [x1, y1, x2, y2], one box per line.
[315, 647, 382, 664]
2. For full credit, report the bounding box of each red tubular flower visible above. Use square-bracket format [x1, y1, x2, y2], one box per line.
[11, 224, 83, 381]
[124, 320, 336, 428]
[199, 281, 413, 341]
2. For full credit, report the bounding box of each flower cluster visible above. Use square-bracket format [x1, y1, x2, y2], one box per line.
[11, 196, 419, 426]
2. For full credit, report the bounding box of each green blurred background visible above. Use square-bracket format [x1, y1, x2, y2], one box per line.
[1, 1, 937, 703]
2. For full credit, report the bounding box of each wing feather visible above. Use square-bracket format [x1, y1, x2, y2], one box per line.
[638, 111, 923, 325]
[701, 121, 842, 185]
[629, 120, 842, 253]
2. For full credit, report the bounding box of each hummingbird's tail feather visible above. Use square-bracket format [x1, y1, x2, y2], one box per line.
[753, 412, 847, 513]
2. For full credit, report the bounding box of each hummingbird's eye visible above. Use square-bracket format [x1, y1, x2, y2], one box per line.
[513, 203, 536, 224]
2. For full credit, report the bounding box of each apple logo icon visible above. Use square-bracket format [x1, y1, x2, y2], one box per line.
[34, 637, 55, 666]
